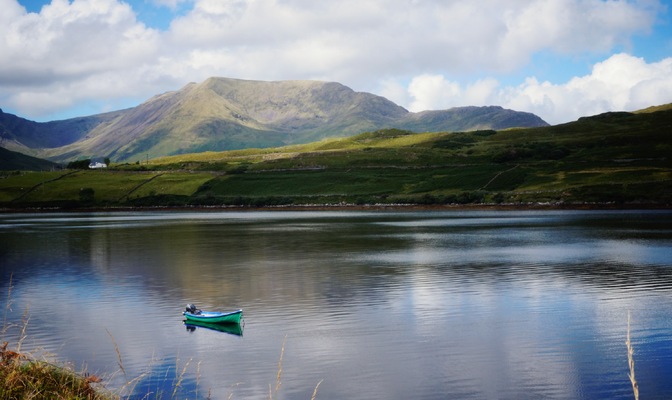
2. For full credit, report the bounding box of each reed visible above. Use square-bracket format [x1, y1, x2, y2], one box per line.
[1, 291, 112, 399]
[1, 273, 13, 341]
[267, 335, 323, 400]
[310, 379, 324, 400]
[171, 352, 192, 399]
[626, 311, 639, 400]
[195, 360, 202, 399]
[270, 335, 287, 400]
[226, 382, 244, 400]
[106, 328, 127, 383]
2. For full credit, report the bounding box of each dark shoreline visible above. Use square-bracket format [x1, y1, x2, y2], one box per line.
[1, 202, 671, 214]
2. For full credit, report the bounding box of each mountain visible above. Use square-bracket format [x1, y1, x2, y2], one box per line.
[0, 77, 549, 163]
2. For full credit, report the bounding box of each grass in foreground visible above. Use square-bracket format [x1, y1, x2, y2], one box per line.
[1, 275, 110, 399]
[0, 342, 110, 400]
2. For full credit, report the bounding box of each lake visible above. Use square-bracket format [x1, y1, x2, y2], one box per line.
[1, 210, 671, 399]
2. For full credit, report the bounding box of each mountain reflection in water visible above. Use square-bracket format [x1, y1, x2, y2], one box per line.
[1, 210, 671, 399]
[184, 321, 244, 336]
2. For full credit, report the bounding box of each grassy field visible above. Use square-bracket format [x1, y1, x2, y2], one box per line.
[20, 171, 162, 203]
[196, 166, 506, 197]
[2, 108, 671, 209]
[123, 172, 215, 198]
[0, 171, 65, 202]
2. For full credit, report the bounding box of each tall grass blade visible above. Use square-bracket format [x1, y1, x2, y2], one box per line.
[171, 356, 192, 398]
[2, 273, 13, 341]
[271, 335, 287, 400]
[16, 301, 29, 353]
[626, 311, 639, 400]
[310, 379, 324, 400]
[106, 328, 127, 383]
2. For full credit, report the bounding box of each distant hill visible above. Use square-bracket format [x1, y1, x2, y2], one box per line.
[0, 146, 62, 171]
[0, 78, 548, 163]
[0, 108, 126, 153]
[393, 106, 545, 132]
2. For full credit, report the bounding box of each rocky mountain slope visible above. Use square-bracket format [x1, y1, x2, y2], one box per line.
[1, 77, 549, 163]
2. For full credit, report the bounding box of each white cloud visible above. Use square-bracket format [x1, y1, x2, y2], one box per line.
[496, 0, 658, 64]
[0, 0, 667, 120]
[404, 75, 501, 112]
[164, 0, 660, 80]
[393, 54, 672, 124]
[0, 0, 171, 117]
[408, 74, 462, 112]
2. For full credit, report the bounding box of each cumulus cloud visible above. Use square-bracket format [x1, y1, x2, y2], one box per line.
[0, 0, 667, 120]
[405, 75, 500, 112]
[0, 0, 171, 117]
[164, 0, 660, 80]
[392, 54, 672, 124]
[0, 0, 161, 79]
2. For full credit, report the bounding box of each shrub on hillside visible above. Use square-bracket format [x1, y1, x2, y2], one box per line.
[432, 133, 476, 150]
[492, 143, 570, 163]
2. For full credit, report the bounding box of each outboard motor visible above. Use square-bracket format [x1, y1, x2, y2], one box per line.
[186, 303, 197, 314]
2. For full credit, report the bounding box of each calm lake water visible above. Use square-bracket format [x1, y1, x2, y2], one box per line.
[1, 210, 672, 399]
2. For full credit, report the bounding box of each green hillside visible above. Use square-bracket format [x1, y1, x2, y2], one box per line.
[1, 77, 548, 164]
[0, 146, 62, 172]
[1, 106, 670, 209]
[633, 103, 672, 114]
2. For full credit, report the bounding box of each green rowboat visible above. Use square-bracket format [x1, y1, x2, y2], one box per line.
[183, 309, 243, 324]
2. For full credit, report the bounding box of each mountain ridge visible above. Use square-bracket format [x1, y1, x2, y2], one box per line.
[1, 77, 549, 163]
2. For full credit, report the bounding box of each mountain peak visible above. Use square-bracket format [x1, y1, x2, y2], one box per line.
[2, 77, 549, 162]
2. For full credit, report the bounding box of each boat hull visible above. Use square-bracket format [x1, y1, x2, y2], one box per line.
[183, 310, 243, 324]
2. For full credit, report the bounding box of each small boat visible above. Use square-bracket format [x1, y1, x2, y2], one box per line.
[183, 304, 243, 324]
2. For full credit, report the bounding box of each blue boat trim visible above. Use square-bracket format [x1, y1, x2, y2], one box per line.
[183, 309, 243, 320]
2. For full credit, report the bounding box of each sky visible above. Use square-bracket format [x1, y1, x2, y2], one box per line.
[1, 0, 671, 125]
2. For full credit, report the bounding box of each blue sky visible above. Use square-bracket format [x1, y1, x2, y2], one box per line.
[2, 0, 672, 125]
